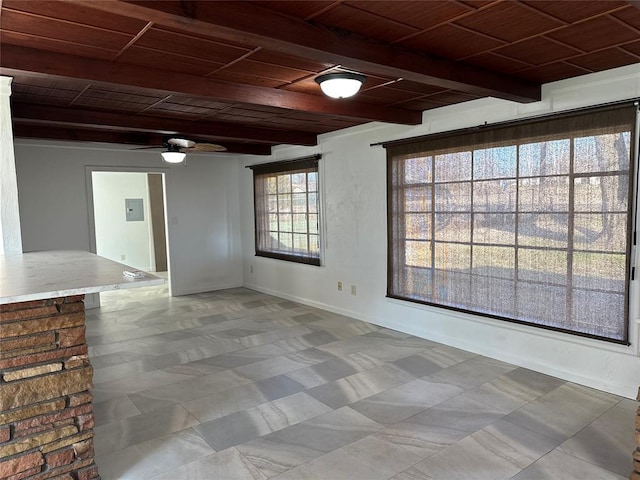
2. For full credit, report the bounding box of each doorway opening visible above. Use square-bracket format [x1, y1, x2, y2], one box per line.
[87, 168, 170, 307]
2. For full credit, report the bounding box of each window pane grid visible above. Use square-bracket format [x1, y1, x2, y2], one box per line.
[388, 106, 635, 343]
[253, 162, 320, 265]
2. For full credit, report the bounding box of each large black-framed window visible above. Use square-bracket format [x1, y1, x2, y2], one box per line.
[250, 156, 321, 266]
[386, 105, 637, 344]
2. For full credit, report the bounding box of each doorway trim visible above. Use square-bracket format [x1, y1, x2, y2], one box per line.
[85, 165, 171, 303]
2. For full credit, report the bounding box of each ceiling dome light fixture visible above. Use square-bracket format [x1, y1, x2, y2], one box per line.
[315, 72, 366, 99]
[161, 143, 186, 163]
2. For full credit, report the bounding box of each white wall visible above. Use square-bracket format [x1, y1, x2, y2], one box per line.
[14, 143, 243, 297]
[92, 172, 153, 271]
[240, 64, 640, 399]
[0, 76, 22, 255]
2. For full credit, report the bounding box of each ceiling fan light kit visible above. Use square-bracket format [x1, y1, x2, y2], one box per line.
[161, 151, 187, 163]
[161, 143, 187, 163]
[315, 72, 366, 99]
[151, 137, 226, 163]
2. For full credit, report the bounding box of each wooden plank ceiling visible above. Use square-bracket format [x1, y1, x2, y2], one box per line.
[1, 0, 639, 155]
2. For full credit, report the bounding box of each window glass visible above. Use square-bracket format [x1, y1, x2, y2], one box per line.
[252, 158, 321, 265]
[387, 106, 635, 343]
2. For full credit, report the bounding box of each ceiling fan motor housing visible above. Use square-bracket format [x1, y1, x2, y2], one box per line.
[167, 138, 196, 149]
[165, 143, 183, 153]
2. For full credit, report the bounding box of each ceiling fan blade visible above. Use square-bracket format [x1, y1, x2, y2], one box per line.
[131, 138, 226, 153]
[186, 143, 227, 152]
[131, 145, 164, 150]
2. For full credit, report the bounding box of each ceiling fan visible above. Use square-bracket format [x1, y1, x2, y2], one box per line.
[136, 137, 227, 163]
[165, 138, 227, 153]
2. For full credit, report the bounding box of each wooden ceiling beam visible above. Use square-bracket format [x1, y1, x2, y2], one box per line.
[10, 102, 318, 146]
[0, 46, 421, 125]
[12, 124, 273, 155]
[63, 0, 541, 103]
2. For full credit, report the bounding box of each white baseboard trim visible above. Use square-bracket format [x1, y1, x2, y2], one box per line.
[243, 282, 376, 323]
[374, 313, 637, 399]
[243, 282, 637, 399]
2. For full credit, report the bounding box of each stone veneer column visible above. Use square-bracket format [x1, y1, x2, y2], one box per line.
[0, 295, 99, 480]
[633, 387, 640, 480]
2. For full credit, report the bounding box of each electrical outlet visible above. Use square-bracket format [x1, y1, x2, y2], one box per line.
[250, 265, 254, 274]
[351, 285, 357, 295]
[337, 281, 342, 291]
[120, 254, 126, 261]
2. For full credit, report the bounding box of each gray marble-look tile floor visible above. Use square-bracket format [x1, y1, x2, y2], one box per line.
[89, 282, 635, 480]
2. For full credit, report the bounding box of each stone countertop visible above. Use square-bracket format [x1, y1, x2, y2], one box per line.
[0, 250, 165, 304]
